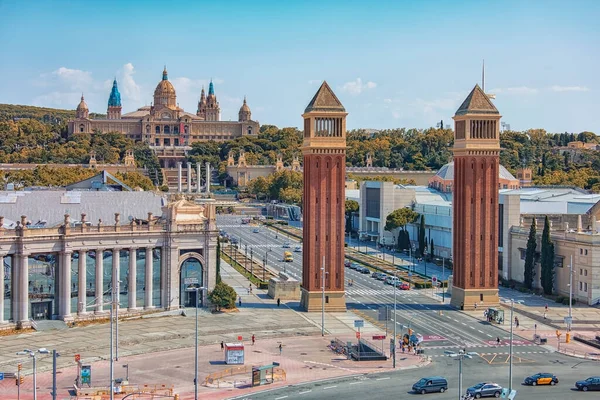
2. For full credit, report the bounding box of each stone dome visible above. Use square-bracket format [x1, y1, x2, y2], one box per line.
[434, 161, 517, 181]
[153, 67, 177, 108]
[239, 98, 251, 113]
[77, 95, 88, 111]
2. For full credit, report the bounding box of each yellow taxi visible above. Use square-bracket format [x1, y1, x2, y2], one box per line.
[524, 372, 559, 386]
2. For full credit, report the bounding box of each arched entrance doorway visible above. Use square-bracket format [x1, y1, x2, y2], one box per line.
[180, 257, 204, 308]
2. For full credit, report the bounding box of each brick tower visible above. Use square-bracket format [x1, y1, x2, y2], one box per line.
[300, 81, 347, 312]
[451, 84, 501, 310]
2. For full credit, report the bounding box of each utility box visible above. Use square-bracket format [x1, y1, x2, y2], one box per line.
[224, 343, 245, 365]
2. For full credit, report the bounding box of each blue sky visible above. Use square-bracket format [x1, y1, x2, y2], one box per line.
[0, 0, 598, 132]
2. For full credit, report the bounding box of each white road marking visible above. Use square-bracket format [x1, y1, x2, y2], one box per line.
[349, 382, 363, 385]
[275, 396, 288, 400]
[376, 377, 391, 381]
[462, 323, 467, 326]
[299, 390, 312, 395]
[323, 386, 338, 390]
[478, 330, 484, 334]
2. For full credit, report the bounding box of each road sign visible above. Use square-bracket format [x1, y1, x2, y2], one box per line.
[564, 316, 572, 325]
[237, 335, 243, 341]
[74, 354, 81, 362]
[0, 372, 4, 381]
[378, 307, 391, 321]
[507, 389, 517, 400]
[373, 335, 386, 340]
[354, 320, 364, 328]
[432, 275, 437, 284]
[356, 332, 361, 339]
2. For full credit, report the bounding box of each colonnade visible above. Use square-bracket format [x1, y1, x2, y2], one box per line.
[176, 162, 211, 194]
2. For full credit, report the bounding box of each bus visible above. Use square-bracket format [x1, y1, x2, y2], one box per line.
[283, 251, 294, 262]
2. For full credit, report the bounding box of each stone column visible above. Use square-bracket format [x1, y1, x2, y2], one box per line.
[128, 249, 137, 309]
[95, 250, 104, 313]
[78, 250, 87, 314]
[0, 255, 4, 323]
[144, 247, 153, 309]
[196, 163, 202, 193]
[112, 250, 120, 310]
[177, 162, 182, 193]
[160, 247, 167, 308]
[187, 165, 192, 193]
[59, 251, 72, 320]
[17, 254, 29, 326]
[205, 162, 211, 195]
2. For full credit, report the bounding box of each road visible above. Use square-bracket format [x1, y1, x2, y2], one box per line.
[217, 215, 599, 399]
[230, 355, 598, 400]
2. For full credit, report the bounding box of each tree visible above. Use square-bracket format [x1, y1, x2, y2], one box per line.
[418, 215, 426, 257]
[208, 281, 237, 310]
[345, 200, 359, 233]
[384, 207, 418, 232]
[523, 218, 537, 290]
[430, 238, 435, 259]
[540, 216, 555, 295]
[216, 237, 222, 284]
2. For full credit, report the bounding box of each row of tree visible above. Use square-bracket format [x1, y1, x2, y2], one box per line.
[522, 216, 555, 295]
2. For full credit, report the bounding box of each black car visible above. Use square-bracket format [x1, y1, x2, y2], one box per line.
[524, 372, 559, 386]
[360, 267, 370, 274]
[575, 376, 600, 391]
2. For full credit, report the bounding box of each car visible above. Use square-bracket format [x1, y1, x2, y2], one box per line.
[231, 237, 239, 244]
[350, 263, 361, 270]
[385, 276, 400, 285]
[252, 228, 260, 233]
[575, 376, 600, 391]
[344, 260, 351, 268]
[294, 246, 302, 253]
[524, 373, 558, 386]
[282, 242, 291, 248]
[359, 267, 370, 274]
[466, 382, 502, 398]
[371, 272, 380, 279]
[377, 274, 389, 281]
[398, 282, 410, 290]
[412, 376, 448, 394]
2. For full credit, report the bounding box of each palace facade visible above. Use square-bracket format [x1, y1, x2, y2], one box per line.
[68, 67, 259, 164]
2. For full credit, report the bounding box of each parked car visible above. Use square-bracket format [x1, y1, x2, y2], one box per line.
[412, 376, 448, 394]
[575, 376, 600, 391]
[359, 266, 370, 274]
[252, 228, 260, 233]
[294, 246, 302, 253]
[377, 274, 389, 281]
[385, 276, 400, 286]
[466, 382, 503, 398]
[524, 373, 558, 386]
[350, 263, 361, 270]
[398, 282, 410, 290]
[371, 272, 380, 279]
[282, 242, 291, 248]
[344, 260, 351, 268]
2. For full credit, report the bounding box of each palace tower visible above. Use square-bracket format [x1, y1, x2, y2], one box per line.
[300, 82, 347, 312]
[451, 84, 502, 310]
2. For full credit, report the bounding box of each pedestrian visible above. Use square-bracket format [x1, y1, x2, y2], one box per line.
[277, 298, 281, 307]
[543, 311, 547, 319]
[252, 334, 256, 345]
[515, 317, 520, 328]
[401, 344, 405, 353]
[474, 302, 477, 310]
[247, 287, 250, 295]
[220, 341, 224, 351]
[496, 337, 501, 346]
[278, 343, 282, 355]
[238, 296, 242, 307]
[545, 304, 548, 312]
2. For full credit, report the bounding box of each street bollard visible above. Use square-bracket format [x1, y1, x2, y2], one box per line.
[566, 333, 571, 343]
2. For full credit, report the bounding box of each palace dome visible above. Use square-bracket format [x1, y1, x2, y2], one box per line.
[434, 161, 517, 181]
[77, 95, 88, 111]
[239, 98, 251, 113]
[153, 67, 177, 108]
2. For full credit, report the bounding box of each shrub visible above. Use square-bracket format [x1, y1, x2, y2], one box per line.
[208, 282, 237, 310]
[555, 296, 565, 304]
[159, 184, 169, 192]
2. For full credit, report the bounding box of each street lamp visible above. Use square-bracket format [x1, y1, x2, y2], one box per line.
[186, 285, 207, 400]
[568, 254, 573, 332]
[263, 248, 273, 282]
[382, 237, 386, 262]
[321, 256, 328, 337]
[446, 350, 476, 399]
[393, 269, 397, 368]
[16, 348, 54, 400]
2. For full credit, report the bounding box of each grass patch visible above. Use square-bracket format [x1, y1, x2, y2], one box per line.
[221, 252, 269, 289]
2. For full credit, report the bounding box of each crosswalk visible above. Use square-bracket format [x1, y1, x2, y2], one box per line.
[346, 288, 420, 296]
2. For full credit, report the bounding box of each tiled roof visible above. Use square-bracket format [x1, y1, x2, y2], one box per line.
[304, 81, 346, 113]
[455, 84, 499, 116]
[433, 161, 517, 181]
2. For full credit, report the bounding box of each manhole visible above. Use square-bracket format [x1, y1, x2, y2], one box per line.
[300, 352, 308, 355]
[175, 366, 181, 368]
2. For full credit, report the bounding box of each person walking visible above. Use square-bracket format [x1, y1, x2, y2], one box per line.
[277, 298, 281, 307]
[238, 296, 242, 307]
[252, 334, 256, 345]
[278, 343, 282, 355]
[496, 337, 501, 346]
[220, 341, 224, 351]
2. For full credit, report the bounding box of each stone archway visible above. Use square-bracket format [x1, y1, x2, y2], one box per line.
[179, 253, 205, 308]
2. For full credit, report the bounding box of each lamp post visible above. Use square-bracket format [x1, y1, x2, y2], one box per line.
[446, 350, 474, 399]
[509, 299, 514, 393]
[17, 348, 53, 400]
[321, 256, 328, 337]
[391, 236, 396, 267]
[250, 248, 254, 279]
[568, 254, 573, 332]
[264, 249, 272, 282]
[442, 257, 445, 303]
[393, 269, 397, 368]
[186, 285, 206, 400]
[381, 237, 386, 262]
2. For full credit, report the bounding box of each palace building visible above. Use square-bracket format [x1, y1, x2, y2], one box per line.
[68, 67, 259, 166]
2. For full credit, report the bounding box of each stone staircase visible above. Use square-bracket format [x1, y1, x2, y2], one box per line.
[162, 168, 200, 192]
[32, 319, 68, 332]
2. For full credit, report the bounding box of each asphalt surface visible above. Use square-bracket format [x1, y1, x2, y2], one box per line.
[217, 216, 600, 399]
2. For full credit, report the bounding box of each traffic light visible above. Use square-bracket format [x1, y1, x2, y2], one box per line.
[174, 395, 180, 400]
[17, 363, 22, 371]
[17, 376, 24, 386]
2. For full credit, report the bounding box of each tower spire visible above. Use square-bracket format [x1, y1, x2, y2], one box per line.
[162, 65, 168, 80]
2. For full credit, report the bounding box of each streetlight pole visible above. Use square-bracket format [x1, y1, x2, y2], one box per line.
[446, 350, 473, 400]
[110, 283, 114, 400]
[382, 237, 386, 262]
[442, 257, 445, 303]
[321, 256, 328, 337]
[568, 254, 573, 331]
[52, 350, 58, 400]
[393, 269, 397, 368]
[187, 286, 206, 400]
[509, 299, 514, 393]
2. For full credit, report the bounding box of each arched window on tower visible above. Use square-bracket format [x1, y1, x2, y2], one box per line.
[247, 126, 253, 135]
[174, 125, 179, 134]
[155, 126, 160, 134]
[164, 125, 170, 134]
[184, 125, 189, 134]
[79, 124, 84, 133]
[146, 125, 150, 134]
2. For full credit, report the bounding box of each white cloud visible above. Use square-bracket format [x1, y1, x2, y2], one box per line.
[489, 86, 538, 95]
[549, 85, 590, 92]
[308, 79, 321, 85]
[118, 63, 141, 102]
[37, 67, 94, 91]
[172, 77, 206, 93]
[383, 98, 392, 103]
[32, 91, 83, 108]
[340, 78, 377, 95]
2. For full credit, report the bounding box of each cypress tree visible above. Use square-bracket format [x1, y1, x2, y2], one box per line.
[430, 238, 435, 259]
[418, 215, 426, 257]
[540, 216, 555, 295]
[523, 218, 537, 289]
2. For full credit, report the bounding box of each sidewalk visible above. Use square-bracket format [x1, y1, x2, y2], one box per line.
[0, 261, 423, 399]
